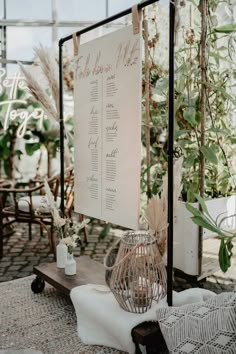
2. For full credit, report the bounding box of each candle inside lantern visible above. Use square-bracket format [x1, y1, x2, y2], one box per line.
[132, 277, 150, 307]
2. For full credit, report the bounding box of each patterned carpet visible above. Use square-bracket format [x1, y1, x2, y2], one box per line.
[0, 276, 127, 354]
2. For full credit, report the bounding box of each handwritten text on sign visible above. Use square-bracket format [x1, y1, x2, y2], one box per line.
[74, 25, 141, 229]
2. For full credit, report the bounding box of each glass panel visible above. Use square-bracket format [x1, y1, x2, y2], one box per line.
[7, 27, 52, 61]
[59, 26, 118, 54]
[108, 0, 137, 16]
[6, 63, 20, 76]
[58, 0, 106, 21]
[58, 27, 79, 40]
[58, 26, 111, 45]
[6, 0, 51, 20]
[0, 0, 4, 19]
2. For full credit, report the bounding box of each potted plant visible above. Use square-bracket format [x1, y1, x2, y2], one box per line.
[141, 1, 236, 276]
[173, 1, 236, 276]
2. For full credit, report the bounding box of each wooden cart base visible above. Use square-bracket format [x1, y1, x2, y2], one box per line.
[31, 255, 106, 295]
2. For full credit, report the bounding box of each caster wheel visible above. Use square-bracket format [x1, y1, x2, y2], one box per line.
[31, 276, 45, 293]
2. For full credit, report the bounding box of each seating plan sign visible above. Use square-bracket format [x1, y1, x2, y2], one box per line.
[73, 25, 141, 229]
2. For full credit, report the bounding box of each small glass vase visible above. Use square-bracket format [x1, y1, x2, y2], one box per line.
[65, 253, 76, 275]
[56, 239, 67, 269]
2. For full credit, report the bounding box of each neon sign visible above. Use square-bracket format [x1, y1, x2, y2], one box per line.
[0, 68, 47, 138]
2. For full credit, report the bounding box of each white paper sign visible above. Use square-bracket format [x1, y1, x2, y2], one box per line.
[73, 25, 141, 229]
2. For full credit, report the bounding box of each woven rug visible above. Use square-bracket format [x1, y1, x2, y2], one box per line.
[0, 276, 127, 354]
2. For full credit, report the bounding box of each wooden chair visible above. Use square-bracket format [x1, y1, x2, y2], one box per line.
[0, 179, 15, 238]
[0, 175, 60, 258]
[0, 166, 85, 259]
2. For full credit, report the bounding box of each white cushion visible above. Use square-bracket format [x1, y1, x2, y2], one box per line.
[18, 195, 61, 213]
[156, 291, 236, 353]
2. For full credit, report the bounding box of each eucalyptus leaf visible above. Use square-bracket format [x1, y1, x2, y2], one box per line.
[186, 203, 202, 217]
[195, 111, 201, 124]
[219, 239, 228, 272]
[214, 23, 236, 34]
[200, 145, 218, 164]
[25, 143, 41, 156]
[184, 154, 196, 168]
[230, 137, 236, 144]
[194, 194, 209, 215]
[191, 215, 228, 238]
[208, 127, 229, 134]
[226, 240, 234, 253]
[183, 107, 197, 127]
[191, 216, 220, 234]
[175, 129, 190, 139]
[218, 239, 232, 273]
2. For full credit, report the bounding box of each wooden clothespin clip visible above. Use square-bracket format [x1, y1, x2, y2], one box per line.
[132, 5, 142, 35]
[73, 32, 80, 57]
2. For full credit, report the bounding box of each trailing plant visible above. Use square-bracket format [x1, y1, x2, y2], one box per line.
[174, 0, 236, 202]
[141, 6, 168, 200]
[142, 1, 236, 204]
[186, 193, 235, 272]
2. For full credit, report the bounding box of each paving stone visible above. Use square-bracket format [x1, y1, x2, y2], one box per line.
[41, 240, 50, 245]
[14, 232, 23, 236]
[83, 251, 93, 256]
[38, 258, 54, 263]
[84, 244, 95, 249]
[20, 265, 34, 272]
[13, 256, 26, 261]
[47, 254, 54, 259]
[0, 256, 12, 261]
[73, 252, 80, 257]
[12, 261, 28, 266]
[9, 248, 23, 253]
[18, 271, 32, 278]
[95, 244, 107, 249]
[7, 265, 22, 271]
[22, 252, 36, 257]
[0, 262, 12, 268]
[27, 256, 41, 261]
[7, 252, 22, 257]
[6, 240, 17, 244]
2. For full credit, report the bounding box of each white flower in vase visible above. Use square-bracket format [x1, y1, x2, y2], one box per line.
[63, 234, 79, 255]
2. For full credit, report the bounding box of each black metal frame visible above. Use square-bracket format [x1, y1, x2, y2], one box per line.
[58, 0, 175, 306]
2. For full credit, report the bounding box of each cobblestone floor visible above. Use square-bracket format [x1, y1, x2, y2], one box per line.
[0, 223, 235, 294]
[0, 223, 122, 283]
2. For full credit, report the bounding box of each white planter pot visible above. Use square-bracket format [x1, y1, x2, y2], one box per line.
[173, 195, 236, 276]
